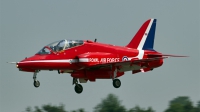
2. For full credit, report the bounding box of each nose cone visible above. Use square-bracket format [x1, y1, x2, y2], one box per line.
[17, 58, 30, 69]
[17, 55, 41, 68]
[20, 55, 39, 62]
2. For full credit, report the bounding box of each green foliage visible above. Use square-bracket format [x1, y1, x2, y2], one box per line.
[22, 104, 87, 112]
[93, 94, 153, 112]
[94, 93, 127, 112]
[170, 96, 191, 106]
[23, 94, 200, 112]
[42, 104, 67, 112]
[25, 107, 32, 112]
[127, 106, 155, 112]
[164, 96, 200, 112]
[197, 101, 200, 109]
[23, 104, 68, 112]
[71, 108, 86, 112]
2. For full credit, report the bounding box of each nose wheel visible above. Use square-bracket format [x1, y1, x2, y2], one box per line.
[113, 79, 121, 88]
[33, 80, 40, 87]
[33, 71, 40, 88]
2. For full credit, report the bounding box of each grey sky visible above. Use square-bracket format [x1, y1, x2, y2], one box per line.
[0, 0, 199, 112]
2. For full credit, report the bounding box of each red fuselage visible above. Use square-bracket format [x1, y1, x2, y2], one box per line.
[17, 40, 163, 80]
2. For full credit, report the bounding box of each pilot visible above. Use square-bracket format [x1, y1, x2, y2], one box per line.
[42, 48, 46, 54]
[56, 40, 65, 51]
[64, 41, 70, 49]
[71, 40, 76, 47]
[50, 46, 54, 51]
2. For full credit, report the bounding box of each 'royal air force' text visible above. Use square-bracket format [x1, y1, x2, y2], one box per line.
[89, 58, 120, 63]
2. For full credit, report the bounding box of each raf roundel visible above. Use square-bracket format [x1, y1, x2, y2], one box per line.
[122, 56, 129, 61]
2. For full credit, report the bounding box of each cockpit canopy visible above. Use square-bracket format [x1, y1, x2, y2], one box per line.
[37, 39, 84, 54]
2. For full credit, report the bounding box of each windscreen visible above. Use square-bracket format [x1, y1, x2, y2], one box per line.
[37, 40, 84, 54]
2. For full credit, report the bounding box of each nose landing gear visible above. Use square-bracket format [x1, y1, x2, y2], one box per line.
[33, 80, 40, 87]
[33, 71, 40, 88]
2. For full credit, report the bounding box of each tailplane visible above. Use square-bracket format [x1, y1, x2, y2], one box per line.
[126, 19, 157, 50]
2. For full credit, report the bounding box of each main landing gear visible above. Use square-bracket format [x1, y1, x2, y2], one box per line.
[33, 71, 40, 88]
[31, 71, 121, 93]
[72, 78, 121, 94]
[73, 78, 83, 94]
[113, 79, 121, 88]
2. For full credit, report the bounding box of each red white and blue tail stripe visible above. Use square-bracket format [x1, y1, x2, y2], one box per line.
[126, 19, 157, 50]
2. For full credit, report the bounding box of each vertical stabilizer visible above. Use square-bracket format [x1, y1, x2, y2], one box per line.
[126, 19, 157, 50]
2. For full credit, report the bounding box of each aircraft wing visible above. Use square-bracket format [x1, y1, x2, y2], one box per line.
[115, 56, 167, 66]
[81, 53, 188, 70]
[86, 56, 168, 70]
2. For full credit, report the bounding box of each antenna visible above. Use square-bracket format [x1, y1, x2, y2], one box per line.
[94, 39, 97, 42]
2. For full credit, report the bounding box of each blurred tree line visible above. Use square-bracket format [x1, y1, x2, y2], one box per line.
[23, 94, 200, 112]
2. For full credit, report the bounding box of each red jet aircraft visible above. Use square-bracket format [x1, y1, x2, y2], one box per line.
[10, 19, 187, 94]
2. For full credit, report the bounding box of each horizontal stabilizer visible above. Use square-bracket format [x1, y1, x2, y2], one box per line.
[147, 54, 188, 57]
[140, 68, 151, 73]
[131, 57, 167, 63]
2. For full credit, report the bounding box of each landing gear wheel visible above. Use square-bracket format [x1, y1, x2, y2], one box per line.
[113, 79, 121, 88]
[74, 84, 83, 94]
[33, 80, 40, 88]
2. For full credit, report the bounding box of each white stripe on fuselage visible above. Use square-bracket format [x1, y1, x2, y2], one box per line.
[20, 60, 71, 63]
[19, 58, 90, 63]
[79, 58, 89, 62]
[136, 50, 144, 59]
[127, 50, 144, 60]
[137, 19, 154, 49]
[20, 51, 145, 64]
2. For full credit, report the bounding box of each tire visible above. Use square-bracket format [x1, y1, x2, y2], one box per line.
[33, 80, 40, 88]
[113, 79, 121, 88]
[74, 84, 83, 94]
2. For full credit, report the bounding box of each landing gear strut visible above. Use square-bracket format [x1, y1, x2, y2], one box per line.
[73, 78, 83, 94]
[113, 79, 121, 88]
[33, 71, 40, 88]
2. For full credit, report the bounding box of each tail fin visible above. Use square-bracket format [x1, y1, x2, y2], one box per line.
[126, 19, 157, 50]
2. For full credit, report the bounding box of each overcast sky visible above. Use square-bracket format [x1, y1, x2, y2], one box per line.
[0, 1, 199, 112]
